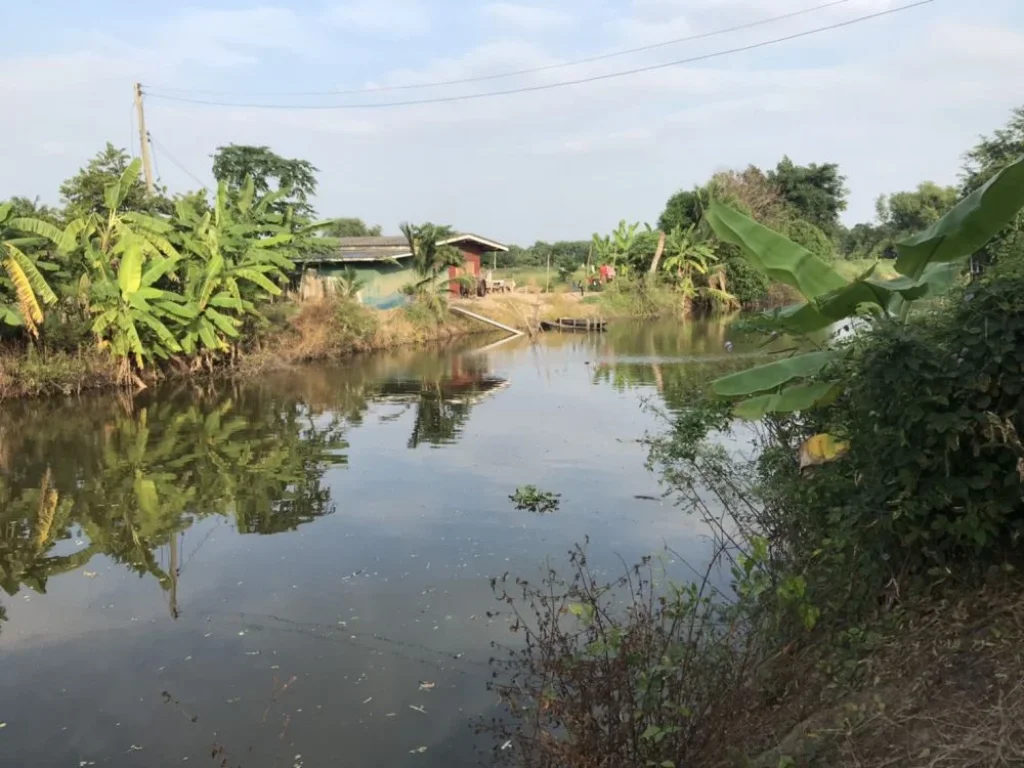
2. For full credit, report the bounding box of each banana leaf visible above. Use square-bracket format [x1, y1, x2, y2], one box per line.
[706, 201, 847, 301]
[712, 350, 834, 398]
[895, 154, 1024, 278]
[733, 381, 841, 420]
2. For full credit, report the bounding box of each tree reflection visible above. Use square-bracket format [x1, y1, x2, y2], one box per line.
[0, 349, 509, 623]
[0, 392, 348, 607]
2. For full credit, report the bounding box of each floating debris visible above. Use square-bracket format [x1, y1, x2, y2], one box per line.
[408, 705, 427, 714]
[83, 571, 97, 578]
[385, 712, 396, 718]
[418, 681, 435, 691]
[362, 697, 373, 704]
[244, 651, 260, 656]
[409, 746, 428, 754]
[127, 745, 143, 753]
[501, 740, 513, 751]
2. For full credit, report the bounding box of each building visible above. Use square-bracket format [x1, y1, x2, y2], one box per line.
[295, 233, 509, 308]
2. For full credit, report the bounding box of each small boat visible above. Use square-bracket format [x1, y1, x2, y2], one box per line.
[540, 317, 607, 333]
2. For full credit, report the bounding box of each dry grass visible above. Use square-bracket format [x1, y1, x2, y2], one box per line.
[718, 578, 1024, 767]
[0, 346, 120, 400]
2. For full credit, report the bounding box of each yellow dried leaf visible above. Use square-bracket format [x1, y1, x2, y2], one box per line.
[799, 433, 849, 470]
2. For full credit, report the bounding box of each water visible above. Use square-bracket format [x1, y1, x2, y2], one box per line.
[0, 318, 772, 767]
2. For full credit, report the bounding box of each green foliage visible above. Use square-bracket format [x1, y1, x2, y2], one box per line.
[509, 485, 561, 514]
[332, 297, 379, 351]
[706, 155, 1024, 417]
[657, 188, 704, 233]
[782, 218, 834, 260]
[211, 145, 319, 219]
[322, 217, 382, 238]
[876, 181, 958, 234]
[767, 155, 847, 235]
[59, 143, 171, 219]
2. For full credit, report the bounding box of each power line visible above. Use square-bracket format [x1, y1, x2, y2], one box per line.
[147, 134, 209, 189]
[129, 103, 137, 159]
[144, 0, 858, 98]
[149, 132, 163, 182]
[143, 1, 932, 111]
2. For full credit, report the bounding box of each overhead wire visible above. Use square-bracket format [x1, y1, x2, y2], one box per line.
[147, 134, 209, 189]
[148, 133, 163, 182]
[142, 0, 933, 111]
[143, 0, 859, 97]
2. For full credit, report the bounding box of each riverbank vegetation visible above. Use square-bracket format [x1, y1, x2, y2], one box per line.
[0, 144, 478, 398]
[490, 108, 1024, 767]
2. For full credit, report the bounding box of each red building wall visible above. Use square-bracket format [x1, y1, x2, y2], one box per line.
[448, 243, 487, 295]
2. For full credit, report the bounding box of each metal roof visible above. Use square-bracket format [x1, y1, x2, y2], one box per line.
[296, 233, 508, 264]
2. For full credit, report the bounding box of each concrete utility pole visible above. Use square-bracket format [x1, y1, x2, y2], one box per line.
[133, 83, 156, 194]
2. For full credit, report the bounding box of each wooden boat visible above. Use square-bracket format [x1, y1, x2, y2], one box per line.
[540, 317, 607, 333]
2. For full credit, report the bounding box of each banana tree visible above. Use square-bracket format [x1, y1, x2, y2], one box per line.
[0, 202, 64, 336]
[171, 178, 314, 357]
[706, 154, 1024, 420]
[62, 160, 187, 383]
[661, 224, 737, 310]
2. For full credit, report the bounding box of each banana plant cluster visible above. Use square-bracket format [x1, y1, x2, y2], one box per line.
[706, 155, 1024, 420]
[28, 160, 333, 383]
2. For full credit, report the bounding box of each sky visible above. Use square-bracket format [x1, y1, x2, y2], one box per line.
[1, 0, 1022, 244]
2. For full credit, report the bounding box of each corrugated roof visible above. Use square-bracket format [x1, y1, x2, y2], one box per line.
[296, 232, 508, 264]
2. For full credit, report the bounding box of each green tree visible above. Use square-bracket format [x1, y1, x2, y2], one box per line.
[323, 218, 382, 238]
[767, 156, 847, 235]
[400, 222, 462, 280]
[60, 143, 170, 219]
[658, 188, 704, 233]
[211, 145, 318, 219]
[783, 218, 834, 260]
[876, 181, 958, 234]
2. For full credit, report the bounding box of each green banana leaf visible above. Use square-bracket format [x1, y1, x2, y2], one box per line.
[895, 154, 1024, 278]
[767, 261, 965, 333]
[712, 350, 834, 398]
[733, 381, 841, 421]
[706, 201, 847, 301]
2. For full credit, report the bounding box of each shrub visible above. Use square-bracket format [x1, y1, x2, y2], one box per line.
[783, 218, 834, 260]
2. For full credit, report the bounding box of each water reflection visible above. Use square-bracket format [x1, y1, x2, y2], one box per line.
[590, 317, 786, 413]
[0, 351, 509, 628]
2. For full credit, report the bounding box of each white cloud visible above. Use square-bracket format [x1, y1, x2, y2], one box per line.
[327, 0, 429, 37]
[482, 3, 574, 28]
[0, 1, 1022, 242]
[158, 7, 310, 67]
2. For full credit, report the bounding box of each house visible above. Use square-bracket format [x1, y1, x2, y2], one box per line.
[295, 233, 509, 308]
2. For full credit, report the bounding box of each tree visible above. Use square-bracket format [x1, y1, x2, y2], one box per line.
[658, 188, 704, 233]
[323, 218, 382, 238]
[876, 182, 958, 234]
[783, 218, 834, 260]
[212, 145, 318, 219]
[961, 107, 1024, 195]
[400, 222, 462, 280]
[767, 156, 847, 235]
[60, 143, 170, 219]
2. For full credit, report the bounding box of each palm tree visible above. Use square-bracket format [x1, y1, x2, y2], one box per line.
[0, 202, 64, 337]
[400, 222, 466, 316]
[400, 222, 463, 281]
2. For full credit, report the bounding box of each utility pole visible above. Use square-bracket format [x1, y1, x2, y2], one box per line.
[133, 83, 156, 195]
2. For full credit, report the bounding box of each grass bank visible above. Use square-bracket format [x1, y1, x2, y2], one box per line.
[0, 296, 483, 400]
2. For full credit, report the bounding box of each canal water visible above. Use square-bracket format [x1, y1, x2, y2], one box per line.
[0, 319, 770, 767]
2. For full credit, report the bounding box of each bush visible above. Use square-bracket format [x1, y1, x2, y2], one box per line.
[722, 250, 771, 306]
[783, 218, 834, 260]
